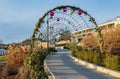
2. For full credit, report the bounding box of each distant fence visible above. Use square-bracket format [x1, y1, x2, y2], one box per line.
[0, 49, 7, 56]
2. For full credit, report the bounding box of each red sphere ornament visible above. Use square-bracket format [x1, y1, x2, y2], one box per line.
[78, 10, 82, 15]
[63, 7, 67, 12]
[50, 11, 54, 16]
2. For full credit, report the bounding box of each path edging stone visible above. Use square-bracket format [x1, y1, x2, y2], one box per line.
[44, 52, 55, 79]
[70, 55, 120, 78]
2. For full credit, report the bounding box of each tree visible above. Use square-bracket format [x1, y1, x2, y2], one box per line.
[22, 39, 30, 45]
[58, 30, 71, 41]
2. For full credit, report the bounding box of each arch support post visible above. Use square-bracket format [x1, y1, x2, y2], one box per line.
[91, 17, 104, 53]
[95, 26, 104, 53]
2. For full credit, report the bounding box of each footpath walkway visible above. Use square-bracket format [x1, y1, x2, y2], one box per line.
[46, 49, 119, 79]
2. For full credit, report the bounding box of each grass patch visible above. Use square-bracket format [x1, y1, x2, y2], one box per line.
[0, 56, 6, 62]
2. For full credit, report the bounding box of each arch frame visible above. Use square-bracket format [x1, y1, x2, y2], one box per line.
[31, 5, 104, 53]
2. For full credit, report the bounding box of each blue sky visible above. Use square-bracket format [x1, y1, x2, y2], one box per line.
[0, 0, 120, 44]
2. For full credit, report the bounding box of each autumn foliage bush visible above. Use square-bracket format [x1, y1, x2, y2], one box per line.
[81, 34, 99, 48]
[0, 42, 51, 79]
[103, 26, 120, 54]
[80, 25, 120, 54]
[0, 43, 29, 78]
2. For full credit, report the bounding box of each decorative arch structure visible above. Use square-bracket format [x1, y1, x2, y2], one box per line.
[31, 5, 104, 53]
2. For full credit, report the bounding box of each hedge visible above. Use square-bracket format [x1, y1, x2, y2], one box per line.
[69, 45, 120, 71]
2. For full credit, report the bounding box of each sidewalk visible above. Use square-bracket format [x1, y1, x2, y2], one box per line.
[46, 49, 119, 79]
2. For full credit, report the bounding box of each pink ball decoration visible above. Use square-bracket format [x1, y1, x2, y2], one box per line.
[50, 11, 54, 16]
[63, 7, 67, 12]
[78, 10, 82, 15]
[57, 18, 60, 21]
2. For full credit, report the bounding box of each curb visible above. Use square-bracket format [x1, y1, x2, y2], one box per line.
[44, 52, 55, 79]
[70, 55, 120, 78]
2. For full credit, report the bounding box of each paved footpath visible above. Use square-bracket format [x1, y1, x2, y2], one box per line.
[46, 49, 119, 79]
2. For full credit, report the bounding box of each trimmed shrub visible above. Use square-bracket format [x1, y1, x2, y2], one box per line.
[69, 44, 120, 71]
[92, 53, 103, 65]
[103, 54, 120, 70]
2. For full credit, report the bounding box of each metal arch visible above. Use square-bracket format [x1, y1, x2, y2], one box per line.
[40, 10, 94, 33]
[39, 19, 75, 35]
[39, 22, 73, 40]
[39, 16, 81, 34]
[49, 23, 72, 33]
[32, 5, 104, 53]
[40, 10, 92, 31]
[38, 22, 74, 44]
[52, 11, 83, 30]
[71, 11, 93, 29]
[38, 23, 70, 41]
[48, 17, 79, 31]
[41, 14, 83, 31]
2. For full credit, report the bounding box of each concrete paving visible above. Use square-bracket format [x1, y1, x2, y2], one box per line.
[46, 49, 119, 79]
